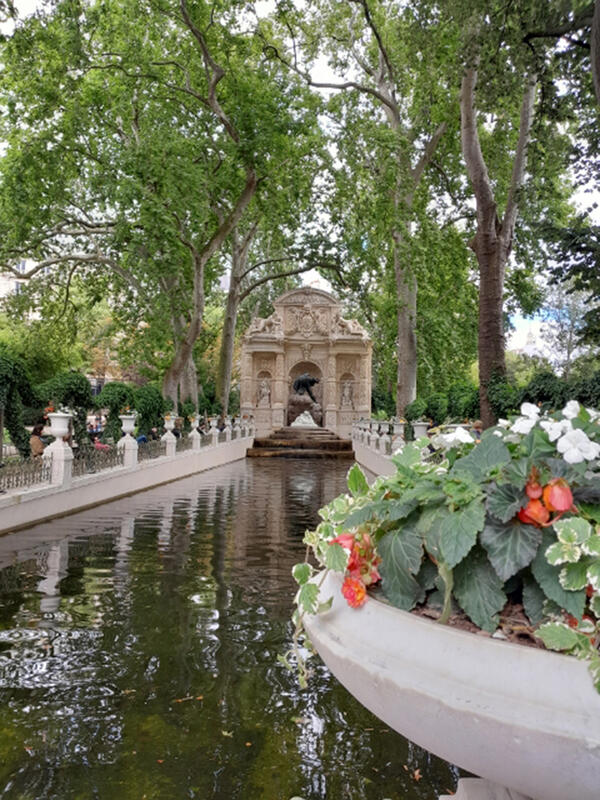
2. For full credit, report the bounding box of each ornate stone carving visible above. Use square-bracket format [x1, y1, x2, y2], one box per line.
[257, 377, 271, 407]
[301, 343, 313, 361]
[332, 312, 368, 339]
[247, 311, 283, 337]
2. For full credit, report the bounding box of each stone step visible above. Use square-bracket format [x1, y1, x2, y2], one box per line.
[252, 438, 352, 451]
[246, 448, 355, 459]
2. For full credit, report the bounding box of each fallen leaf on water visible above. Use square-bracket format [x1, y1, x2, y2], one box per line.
[173, 696, 195, 703]
[222, 730, 233, 738]
[402, 765, 408, 772]
[412, 769, 422, 782]
[245, 742, 252, 747]
[196, 695, 203, 700]
[157, 759, 164, 764]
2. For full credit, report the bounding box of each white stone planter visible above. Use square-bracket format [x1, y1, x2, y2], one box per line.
[304, 570, 600, 800]
[118, 414, 137, 436]
[47, 412, 71, 439]
[163, 416, 175, 432]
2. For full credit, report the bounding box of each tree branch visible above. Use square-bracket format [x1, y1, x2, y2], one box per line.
[502, 74, 537, 241]
[460, 66, 498, 235]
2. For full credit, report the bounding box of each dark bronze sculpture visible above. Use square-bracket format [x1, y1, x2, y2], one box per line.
[292, 373, 319, 403]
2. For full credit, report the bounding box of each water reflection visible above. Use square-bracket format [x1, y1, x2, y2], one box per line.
[0, 459, 460, 799]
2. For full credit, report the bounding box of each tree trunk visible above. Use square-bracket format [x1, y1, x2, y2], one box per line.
[395, 249, 417, 416]
[217, 280, 240, 416]
[461, 65, 536, 427]
[179, 354, 198, 408]
[476, 243, 508, 428]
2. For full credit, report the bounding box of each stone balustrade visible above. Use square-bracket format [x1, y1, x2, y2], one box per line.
[0, 413, 254, 535]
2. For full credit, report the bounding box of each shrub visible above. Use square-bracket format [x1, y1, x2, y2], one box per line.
[404, 398, 427, 422]
[0, 353, 35, 458]
[38, 371, 94, 454]
[447, 380, 480, 420]
[425, 393, 449, 426]
[135, 384, 167, 436]
[486, 374, 519, 419]
[519, 370, 567, 412]
[97, 382, 136, 443]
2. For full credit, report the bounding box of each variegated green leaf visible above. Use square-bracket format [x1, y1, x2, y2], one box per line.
[297, 582, 319, 614]
[545, 541, 581, 565]
[553, 516, 592, 545]
[532, 530, 586, 618]
[347, 464, 369, 497]
[292, 562, 312, 585]
[587, 561, 600, 591]
[559, 561, 589, 591]
[582, 534, 600, 556]
[536, 622, 580, 652]
[325, 542, 348, 572]
[589, 594, 600, 616]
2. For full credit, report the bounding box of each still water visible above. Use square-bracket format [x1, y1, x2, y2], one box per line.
[0, 459, 459, 799]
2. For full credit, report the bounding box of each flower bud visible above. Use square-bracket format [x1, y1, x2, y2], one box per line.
[542, 478, 573, 512]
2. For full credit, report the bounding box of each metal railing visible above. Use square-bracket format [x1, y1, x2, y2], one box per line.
[0, 457, 52, 493]
[137, 439, 165, 462]
[72, 446, 125, 477]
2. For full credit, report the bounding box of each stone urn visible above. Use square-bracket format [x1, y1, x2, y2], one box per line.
[163, 415, 175, 432]
[304, 570, 600, 800]
[119, 413, 137, 436]
[46, 412, 72, 440]
[412, 420, 429, 437]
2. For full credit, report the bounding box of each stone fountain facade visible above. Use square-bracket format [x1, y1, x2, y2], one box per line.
[240, 288, 372, 438]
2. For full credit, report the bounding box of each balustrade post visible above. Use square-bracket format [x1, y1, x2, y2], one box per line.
[118, 414, 138, 468]
[43, 412, 74, 487]
[161, 415, 177, 457]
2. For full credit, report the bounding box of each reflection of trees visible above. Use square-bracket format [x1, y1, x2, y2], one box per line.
[0, 462, 461, 798]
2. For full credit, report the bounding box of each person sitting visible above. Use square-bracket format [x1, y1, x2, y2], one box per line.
[30, 424, 45, 458]
[471, 420, 483, 442]
[90, 432, 110, 452]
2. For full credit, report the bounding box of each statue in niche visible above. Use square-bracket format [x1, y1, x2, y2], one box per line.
[288, 373, 322, 426]
[257, 378, 271, 407]
[293, 373, 319, 403]
[333, 312, 366, 338]
[341, 380, 353, 407]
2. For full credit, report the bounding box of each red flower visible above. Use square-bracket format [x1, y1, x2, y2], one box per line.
[341, 576, 367, 607]
[518, 499, 550, 527]
[542, 478, 574, 513]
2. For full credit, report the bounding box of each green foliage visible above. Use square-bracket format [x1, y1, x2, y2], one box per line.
[486, 373, 520, 418]
[425, 393, 449, 426]
[447, 380, 480, 420]
[0, 351, 35, 457]
[178, 397, 196, 432]
[37, 371, 94, 454]
[404, 398, 427, 422]
[97, 382, 135, 444]
[134, 384, 166, 437]
[295, 399, 600, 689]
[519, 370, 567, 411]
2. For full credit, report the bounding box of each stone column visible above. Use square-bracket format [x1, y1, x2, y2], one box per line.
[240, 347, 254, 419]
[271, 351, 286, 429]
[324, 351, 338, 431]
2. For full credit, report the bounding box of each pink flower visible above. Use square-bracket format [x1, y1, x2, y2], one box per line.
[331, 533, 355, 550]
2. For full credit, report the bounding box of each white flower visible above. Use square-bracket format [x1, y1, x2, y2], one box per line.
[433, 426, 475, 450]
[497, 419, 511, 428]
[556, 428, 600, 464]
[540, 418, 572, 442]
[586, 408, 600, 422]
[520, 402, 540, 419]
[562, 400, 581, 419]
[511, 416, 538, 435]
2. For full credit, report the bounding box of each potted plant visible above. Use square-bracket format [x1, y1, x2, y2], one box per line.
[289, 401, 600, 800]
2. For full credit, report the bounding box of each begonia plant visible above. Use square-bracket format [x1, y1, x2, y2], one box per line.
[290, 401, 600, 690]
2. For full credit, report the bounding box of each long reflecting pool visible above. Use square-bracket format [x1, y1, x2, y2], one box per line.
[0, 459, 460, 799]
